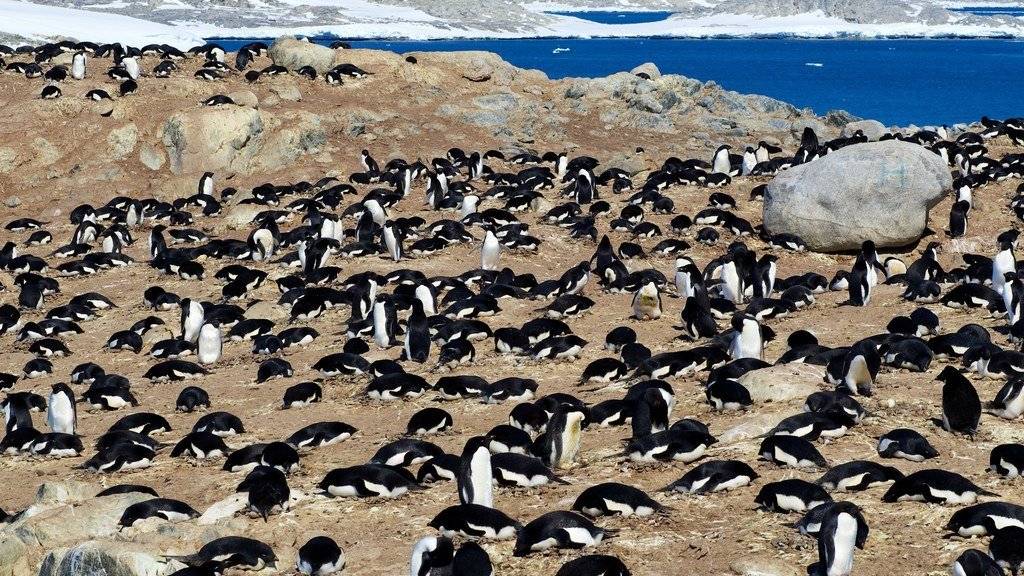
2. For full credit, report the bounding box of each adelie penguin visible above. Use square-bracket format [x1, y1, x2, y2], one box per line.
[882, 469, 997, 505]
[663, 457, 761, 494]
[758, 435, 828, 469]
[407, 407, 453, 435]
[555, 555, 631, 576]
[989, 377, 1024, 419]
[491, 452, 564, 487]
[319, 464, 418, 498]
[429, 503, 521, 540]
[533, 407, 585, 469]
[848, 246, 876, 306]
[297, 536, 345, 576]
[729, 314, 764, 360]
[513, 510, 606, 556]
[937, 366, 982, 437]
[573, 482, 667, 517]
[950, 548, 1005, 576]
[631, 282, 662, 320]
[481, 230, 501, 271]
[404, 300, 431, 363]
[196, 324, 221, 365]
[808, 501, 869, 576]
[287, 421, 356, 449]
[46, 382, 76, 435]
[457, 436, 493, 507]
[118, 498, 199, 527]
[372, 294, 400, 349]
[755, 479, 832, 513]
[409, 536, 455, 576]
[170, 537, 277, 572]
[816, 460, 904, 492]
[946, 501, 1024, 537]
[989, 443, 1024, 478]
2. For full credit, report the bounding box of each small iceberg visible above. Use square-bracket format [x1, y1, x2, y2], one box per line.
[804, 62, 824, 67]
[552, 47, 571, 53]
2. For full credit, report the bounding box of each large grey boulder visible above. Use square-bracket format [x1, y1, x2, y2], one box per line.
[842, 119, 888, 141]
[269, 36, 336, 73]
[763, 141, 951, 252]
[161, 107, 265, 176]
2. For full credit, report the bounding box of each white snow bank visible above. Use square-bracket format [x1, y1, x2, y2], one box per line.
[0, 0, 204, 46]
[0, 0, 1022, 48]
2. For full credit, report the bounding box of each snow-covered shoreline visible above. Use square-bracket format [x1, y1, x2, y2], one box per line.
[3, 0, 1024, 48]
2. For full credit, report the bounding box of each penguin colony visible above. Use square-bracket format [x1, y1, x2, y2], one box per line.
[3, 39, 1024, 576]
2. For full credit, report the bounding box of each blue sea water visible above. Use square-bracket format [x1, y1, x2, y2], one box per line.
[544, 10, 674, 24]
[953, 6, 1024, 16]
[210, 36, 1024, 126]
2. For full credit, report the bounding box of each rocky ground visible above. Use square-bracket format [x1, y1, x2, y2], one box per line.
[0, 41, 1022, 576]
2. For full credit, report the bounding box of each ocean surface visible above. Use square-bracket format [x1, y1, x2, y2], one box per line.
[211, 35, 1024, 126]
[953, 6, 1024, 16]
[544, 10, 675, 24]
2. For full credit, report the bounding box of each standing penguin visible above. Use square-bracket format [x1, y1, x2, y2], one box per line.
[197, 324, 222, 365]
[457, 436, 493, 508]
[198, 172, 215, 196]
[938, 366, 982, 437]
[741, 146, 757, 175]
[812, 502, 868, 576]
[373, 295, 400, 349]
[848, 252, 873, 306]
[461, 195, 479, 218]
[712, 145, 735, 175]
[994, 240, 1016, 297]
[720, 255, 744, 305]
[632, 282, 662, 320]
[573, 170, 595, 204]
[404, 300, 431, 363]
[674, 259, 701, 300]
[122, 56, 140, 79]
[536, 407, 585, 469]
[383, 221, 403, 262]
[363, 199, 387, 227]
[949, 200, 969, 238]
[729, 314, 764, 360]
[1004, 272, 1024, 326]
[46, 383, 76, 435]
[415, 284, 436, 317]
[481, 230, 501, 271]
[71, 51, 86, 80]
[181, 299, 205, 343]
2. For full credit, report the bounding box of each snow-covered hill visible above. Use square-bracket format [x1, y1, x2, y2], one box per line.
[2, 0, 1024, 47]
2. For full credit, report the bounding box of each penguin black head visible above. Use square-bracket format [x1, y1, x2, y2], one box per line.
[935, 365, 967, 382]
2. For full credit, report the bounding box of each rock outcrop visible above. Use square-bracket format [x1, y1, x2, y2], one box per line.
[161, 106, 265, 176]
[269, 37, 336, 74]
[763, 140, 952, 252]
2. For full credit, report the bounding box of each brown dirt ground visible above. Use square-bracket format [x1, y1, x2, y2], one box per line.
[0, 50, 1023, 576]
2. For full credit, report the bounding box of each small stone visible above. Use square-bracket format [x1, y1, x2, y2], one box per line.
[4, 196, 21, 208]
[270, 82, 302, 102]
[730, 557, 800, 576]
[106, 124, 138, 160]
[139, 145, 165, 171]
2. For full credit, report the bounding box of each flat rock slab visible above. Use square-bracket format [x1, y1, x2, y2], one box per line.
[738, 362, 824, 403]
